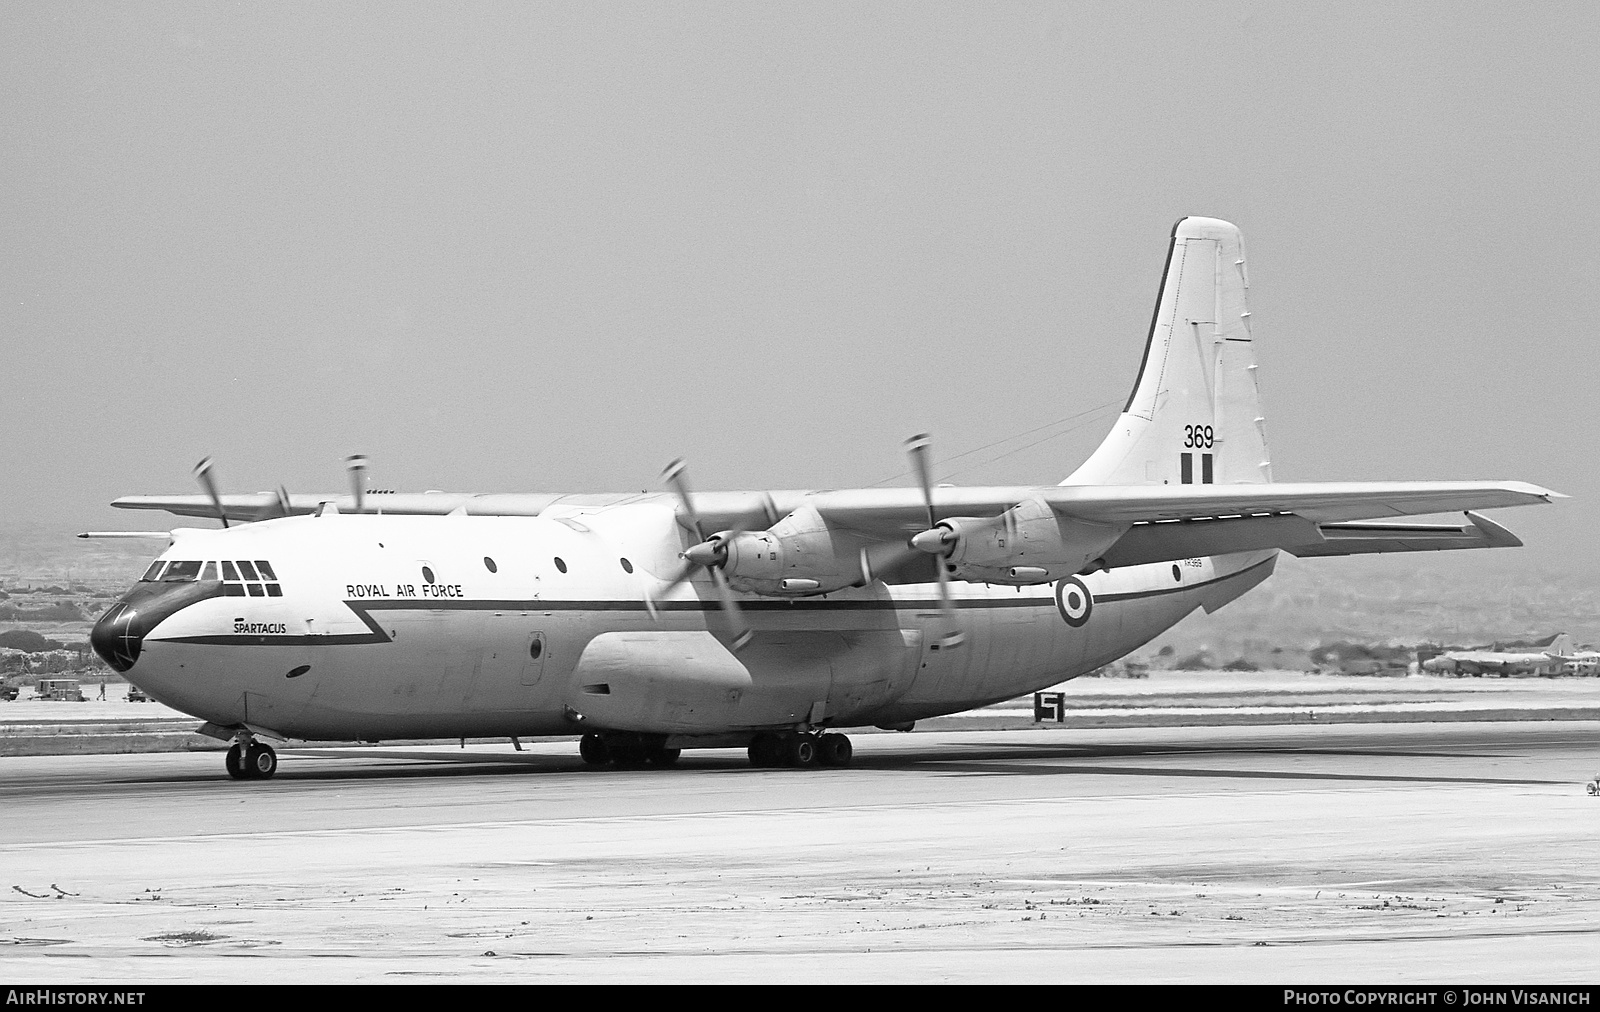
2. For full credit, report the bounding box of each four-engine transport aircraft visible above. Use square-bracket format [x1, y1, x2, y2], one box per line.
[87, 217, 1562, 780]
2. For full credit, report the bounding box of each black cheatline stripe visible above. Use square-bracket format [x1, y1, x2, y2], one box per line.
[160, 556, 1275, 647]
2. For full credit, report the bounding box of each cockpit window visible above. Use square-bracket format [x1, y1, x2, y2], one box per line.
[141, 561, 166, 582]
[221, 560, 282, 597]
[161, 561, 202, 582]
[200, 562, 218, 581]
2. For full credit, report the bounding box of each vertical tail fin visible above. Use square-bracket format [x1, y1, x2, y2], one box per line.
[1066, 217, 1272, 487]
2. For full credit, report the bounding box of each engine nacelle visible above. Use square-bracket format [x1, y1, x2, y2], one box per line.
[717, 504, 866, 596]
[933, 497, 1123, 585]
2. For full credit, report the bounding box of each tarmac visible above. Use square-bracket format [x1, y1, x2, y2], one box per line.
[1, 707, 1597, 983]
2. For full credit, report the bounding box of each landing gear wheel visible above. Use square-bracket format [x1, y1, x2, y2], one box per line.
[225, 744, 247, 780]
[610, 745, 650, 769]
[244, 742, 277, 780]
[579, 732, 611, 766]
[817, 733, 853, 767]
[748, 732, 781, 768]
[787, 734, 817, 768]
[647, 747, 681, 767]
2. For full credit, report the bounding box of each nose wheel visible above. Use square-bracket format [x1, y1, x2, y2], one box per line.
[225, 739, 278, 780]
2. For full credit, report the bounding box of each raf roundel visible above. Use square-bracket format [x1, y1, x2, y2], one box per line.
[1054, 576, 1093, 627]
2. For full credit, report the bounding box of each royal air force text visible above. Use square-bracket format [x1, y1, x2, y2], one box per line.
[345, 583, 463, 599]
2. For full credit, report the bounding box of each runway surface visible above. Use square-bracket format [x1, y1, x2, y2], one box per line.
[2, 722, 1598, 983]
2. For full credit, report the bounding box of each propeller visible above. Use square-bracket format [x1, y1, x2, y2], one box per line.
[653, 458, 752, 651]
[346, 454, 368, 513]
[905, 433, 965, 648]
[253, 485, 293, 522]
[192, 457, 229, 528]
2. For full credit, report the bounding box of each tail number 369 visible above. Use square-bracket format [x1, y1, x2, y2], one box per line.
[1183, 424, 1214, 449]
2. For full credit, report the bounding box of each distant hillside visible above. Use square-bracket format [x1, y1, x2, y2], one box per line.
[1140, 552, 1600, 662]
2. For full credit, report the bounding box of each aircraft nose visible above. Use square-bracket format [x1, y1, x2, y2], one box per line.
[91, 601, 144, 672]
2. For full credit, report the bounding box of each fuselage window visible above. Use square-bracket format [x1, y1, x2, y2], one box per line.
[529, 637, 543, 660]
[554, 557, 567, 574]
[255, 561, 278, 580]
[238, 561, 261, 581]
[162, 561, 202, 582]
[199, 562, 218, 581]
[484, 557, 498, 573]
[620, 558, 633, 574]
[140, 561, 167, 582]
[422, 566, 435, 584]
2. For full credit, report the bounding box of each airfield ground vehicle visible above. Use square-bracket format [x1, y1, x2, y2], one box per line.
[35, 678, 85, 701]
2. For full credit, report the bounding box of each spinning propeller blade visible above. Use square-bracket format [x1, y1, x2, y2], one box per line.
[346, 454, 368, 514]
[192, 457, 229, 529]
[252, 485, 293, 522]
[904, 433, 964, 648]
[657, 458, 751, 650]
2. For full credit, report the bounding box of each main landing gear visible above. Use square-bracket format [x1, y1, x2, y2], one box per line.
[578, 732, 680, 769]
[747, 731, 852, 769]
[224, 737, 278, 781]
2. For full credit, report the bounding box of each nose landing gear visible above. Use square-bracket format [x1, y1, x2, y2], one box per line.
[225, 737, 278, 780]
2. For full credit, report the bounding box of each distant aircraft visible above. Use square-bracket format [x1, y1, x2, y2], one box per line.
[1547, 649, 1600, 675]
[1420, 633, 1573, 676]
[84, 217, 1561, 781]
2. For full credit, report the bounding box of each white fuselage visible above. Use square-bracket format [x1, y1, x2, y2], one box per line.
[104, 505, 1275, 743]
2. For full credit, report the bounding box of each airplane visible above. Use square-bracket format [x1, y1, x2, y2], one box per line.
[1420, 632, 1575, 676]
[84, 217, 1562, 781]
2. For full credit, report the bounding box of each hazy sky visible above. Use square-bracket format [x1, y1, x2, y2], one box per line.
[3, 2, 1596, 578]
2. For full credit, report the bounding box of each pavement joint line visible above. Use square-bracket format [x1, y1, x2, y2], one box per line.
[0, 779, 1556, 853]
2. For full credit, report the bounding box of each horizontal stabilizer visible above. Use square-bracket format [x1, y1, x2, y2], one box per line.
[1286, 511, 1522, 558]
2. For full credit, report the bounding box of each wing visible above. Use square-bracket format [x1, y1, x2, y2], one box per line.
[113, 479, 1559, 570]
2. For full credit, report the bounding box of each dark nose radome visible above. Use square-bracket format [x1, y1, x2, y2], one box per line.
[91, 602, 143, 672]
